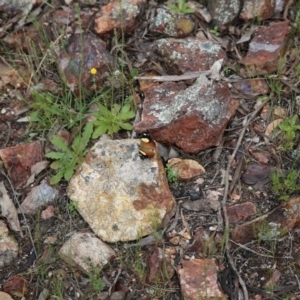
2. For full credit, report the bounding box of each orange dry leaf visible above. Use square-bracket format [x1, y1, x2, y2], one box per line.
[265, 119, 283, 136]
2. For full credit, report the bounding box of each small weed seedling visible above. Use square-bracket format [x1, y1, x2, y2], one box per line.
[165, 164, 179, 186]
[45, 122, 93, 184]
[92, 103, 135, 139]
[271, 169, 299, 201]
[167, 0, 195, 14]
[278, 114, 300, 151]
[210, 26, 220, 36]
[67, 200, 79, 217]
[88, 268, 105, 294]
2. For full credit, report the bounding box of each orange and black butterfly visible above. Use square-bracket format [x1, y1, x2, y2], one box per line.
[139, 132, 156, 159]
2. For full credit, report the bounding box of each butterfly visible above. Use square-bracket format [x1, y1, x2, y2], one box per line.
[139, 132, 156, 159]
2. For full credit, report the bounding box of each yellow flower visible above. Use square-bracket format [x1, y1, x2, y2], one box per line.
[90, 68, 97, 75]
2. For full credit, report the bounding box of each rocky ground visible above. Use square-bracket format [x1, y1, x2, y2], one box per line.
[1, 0, 300, 299]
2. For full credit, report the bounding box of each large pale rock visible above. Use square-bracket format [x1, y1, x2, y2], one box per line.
[135, 75, 239, 154]
[58, 231, 115, 273]
[0, 220, 19, 269]
[67, 136, 176, 242]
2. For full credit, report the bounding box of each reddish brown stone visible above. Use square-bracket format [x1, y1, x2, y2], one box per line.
[240, 0, 289, 21]
[177, 259, 227, 300]
[240, 0, 275, 21]
[0, 141, 44, 188]
[146, 247, 164, 284]
[151, 37, 226, 75]
[3, 275, 28, 297]
[207, 0, 241, 29]
[167, 158, 205, 181]
[186, 228, 217, 254]
[149, 8, 195, 38]
[242, 162, 272, 185]
[231, 196, 300, 244]
[94, 0, 145, 36]
[227, 202, 257, 223]
[240, 21, 291, 76]
[232, 79, 270, 96]
[58, 33, 114, 96]
[135, 77, 239, 154]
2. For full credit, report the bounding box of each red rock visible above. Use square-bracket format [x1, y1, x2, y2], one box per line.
[240, 0, 289, 21]
[241, 162, 272, 185]
[151, 37, 226, 75]
[177, 258, 227, 300]
[167, 158, 205, 180]
[0, 141, 44, 188]
[94, 0, 145, 36]
[240, 0, 275, 21]
[58, 33, 114, 96]
[41, 205, 55, 220]
[146, 247, 164, 284]
[3, 275, 28, 297]
[227, 202, 257, 223]
[232, 79, 270, 96]
[207, 0, 241, 29]
[240, 21, 291, 76]
[135, 76, 239, 154]
[149, 8, 195, 38]
[248, 146, 270, 164]
[186, 228, 217, 254]
[231, 196, 300, 244]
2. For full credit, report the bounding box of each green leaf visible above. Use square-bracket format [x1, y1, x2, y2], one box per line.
[119, 122, 133, 130]
[98, 104, 111, 116]
[120, 103, 131, 114]
[119, 111, 135, 120]
[92, 125, 108, 139]
[64, 167, 75, 181]
[130, 68, 138, 78]
[50, 160, 64, 170]
[112, 104, 121, 115]
[50, 168, 65, 185]
[80, 122, 93, 149]
[49, 135, 69, 152]
[45, 152, 65, 160]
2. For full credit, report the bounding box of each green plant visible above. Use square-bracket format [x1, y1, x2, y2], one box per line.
[165, 164, 179, 186]
[210, 26, 220, 36]
[278, 115, 300, 151]
[167, 0, 195, 14]
[266, 78, 283, 103]
[45, 122, 93, 184]
[67, 200, 79, 217]
[92, 103, 135, 139]
[255, 221, 281, 256]
[88, 269, 105, 293]
[28, 91, 88, 134]
[271, 169, 299, 201]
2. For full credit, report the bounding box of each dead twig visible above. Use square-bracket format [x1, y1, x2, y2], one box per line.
[283, 0, 294, 20]
[221, 95, 272, 299]
[231, 240, 293, 259]
[135, 71, 211, 82]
